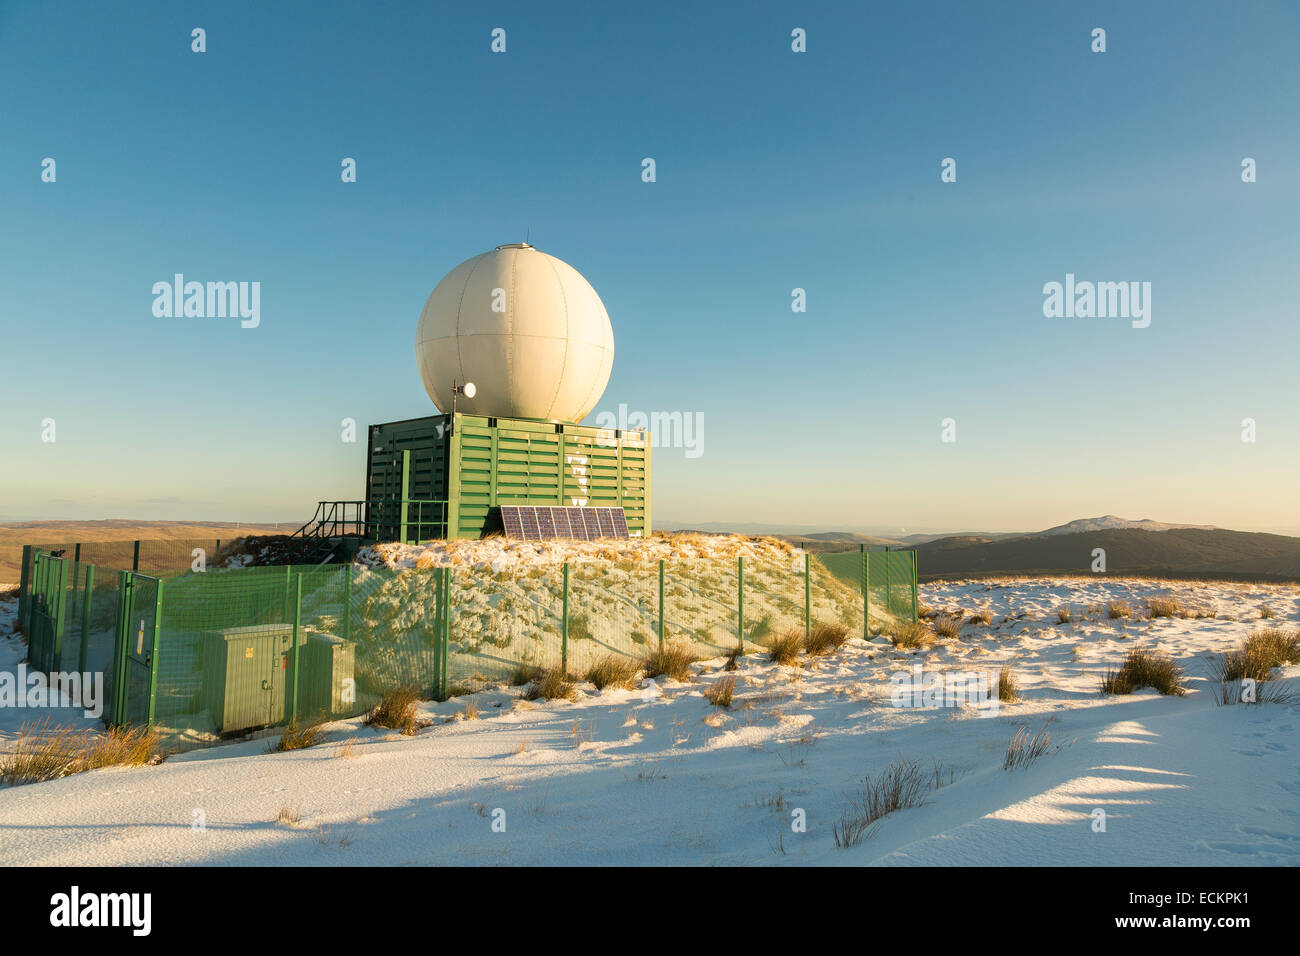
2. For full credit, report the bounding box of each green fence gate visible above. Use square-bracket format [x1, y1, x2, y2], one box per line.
[108, 572, 163, 727]
[27, 550, 69, 673]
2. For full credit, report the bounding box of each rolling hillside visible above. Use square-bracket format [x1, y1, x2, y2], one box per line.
[908, 528, 1300, 581]
[0, 520, 288, 584]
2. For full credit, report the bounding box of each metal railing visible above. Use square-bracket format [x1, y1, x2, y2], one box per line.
[294, 499, 450, 544]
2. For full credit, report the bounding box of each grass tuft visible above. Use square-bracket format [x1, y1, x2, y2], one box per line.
[833, 758, 943, 848]
[365, 687, 422, 735]
[1003, 722, 1057, 770]
[1107, 600, 1133, 619]
[1214, 628, 1300, 687]
[641, 643, 699, 682]
[583, 655, 641, 691]
[1146, 597, 1182, 619]
[933, 615, 961, 640]
[522, 667, 578, 701]
[997, 666, 1019, 703]
[767, 630, 804, 666]
[705, 676, 736, 708]
[1100, 648, 1186, 696]
[275, 719, 325, 751]
[803, 623, 850, 657]
[0, 720, 158, 787]
[889, 620, 936, 649]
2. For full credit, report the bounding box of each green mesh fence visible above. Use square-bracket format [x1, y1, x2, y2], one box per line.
[18, 545, 918, 754]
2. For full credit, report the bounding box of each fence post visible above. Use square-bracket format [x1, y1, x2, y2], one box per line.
[132, 540, 140, 572]
[438, 566, 448, 699]
[110, 571, 130, 725]
[737, 555, 744, 655]
[344, 563, 353, 645]
[399, 449, 412, 544]
[18, 545, 31, 635]
[657, 559, 665, 654]
[291, 573, 302, 724]
[440, 567, 451, 699]
[804, 552, 811, 639]
[146, 578, 164, 728]
[78, 564, 95, 674]
[51, 557, 69, 672]
[561, 562, 569, 674]
[910, 550, 918, 621]
[860, 544, 868, 640]
[74, 543, 81, 564]
[885, 546, 892, 617]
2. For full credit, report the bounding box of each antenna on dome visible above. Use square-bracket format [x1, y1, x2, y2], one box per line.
[525, 227, 531, 245]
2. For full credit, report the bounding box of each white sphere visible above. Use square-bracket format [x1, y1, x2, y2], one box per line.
[415, 243, 615, 423]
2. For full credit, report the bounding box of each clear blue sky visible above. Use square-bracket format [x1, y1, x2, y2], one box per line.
[2, 1, 1298, 533]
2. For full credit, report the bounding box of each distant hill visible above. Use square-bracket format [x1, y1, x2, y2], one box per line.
[0, 520, 289, 583]
[775, 532, 906, 553]
[1036, 515, 1216, 537]
[908, 527, 1300, 581]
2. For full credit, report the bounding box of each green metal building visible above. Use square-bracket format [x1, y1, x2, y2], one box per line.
[357, 412, 651, 541]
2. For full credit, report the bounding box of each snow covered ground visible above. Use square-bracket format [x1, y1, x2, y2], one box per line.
[0, 575, 1297, 866]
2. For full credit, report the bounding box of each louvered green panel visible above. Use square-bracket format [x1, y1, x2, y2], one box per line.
[368, 412, 651, 540]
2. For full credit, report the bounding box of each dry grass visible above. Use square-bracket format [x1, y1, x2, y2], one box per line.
[1056, 606, 1071, 624]
[275, 720, 325, 751]
[1100, 648, 1186, 696]
[889, 620, 936, 649]
[276, 805, 301, 827]
[833, 758, 943, 848]
[1215, 628, 1300, 685]
[523, 666, 578, 701]
[967, 610, 993, 626]
[641, 642, 699, 682]
[1259, 606, 1276, 619]
[1003, 722, 1057, 770]
[803, 623, 850, 657]
[365, 687, 422, 735]
[1146, 597, 1182, 619]
[583, 655, 641, 691]
[933, 615, 961, 640]
[997, 666, 1019, 703]
[767, 630, 804, 666]
[705, 675, 736, 708]
[507, 663, 536, 686]
[332, 738, 359, 759]
[460, 700, 480, 720]
[0, 720, 158, 787]
[1106, 600, 1133, 619]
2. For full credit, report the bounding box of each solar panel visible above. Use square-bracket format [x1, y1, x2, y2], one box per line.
[496, 506, 630, 541]
[500, 506, 523, 538]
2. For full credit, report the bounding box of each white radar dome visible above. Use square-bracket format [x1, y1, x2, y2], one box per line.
[415, 243, 615, 423]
